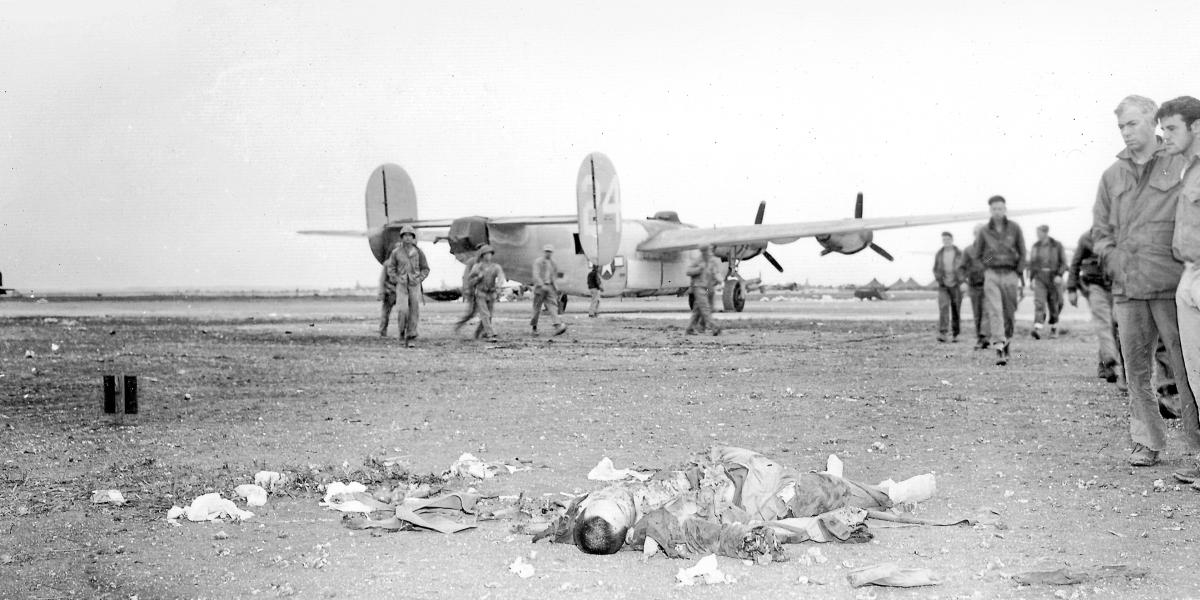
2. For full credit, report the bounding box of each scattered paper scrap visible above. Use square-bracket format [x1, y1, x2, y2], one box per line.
[587, 457, 652, 482]
[234, 484, 268, 507]
[447, 453, 529, 479]
[509, 556, 535, 578]
[254, 470, 283, 491]
[168, 493, 254, 523]
[676, 555, 735, 586]
[90, 490, 127, 506]
[321, 481, 367, 504]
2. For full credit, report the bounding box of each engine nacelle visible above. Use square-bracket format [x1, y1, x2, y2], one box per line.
[816, 230, 873, 256]
[447, 216, 489, 257]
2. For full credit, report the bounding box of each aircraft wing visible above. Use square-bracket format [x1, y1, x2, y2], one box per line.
[636, 207, 1071, 252]
[300, 215, 576, 243]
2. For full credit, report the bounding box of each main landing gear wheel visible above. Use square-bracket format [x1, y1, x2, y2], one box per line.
[722, 279, 745, 312]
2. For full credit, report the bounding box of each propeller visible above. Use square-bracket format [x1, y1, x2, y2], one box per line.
[869, 243, 894, 261]
[854, 192, 894, 262]
[754, 201, 784, 272]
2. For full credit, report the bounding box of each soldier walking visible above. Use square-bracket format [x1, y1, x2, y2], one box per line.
[386, 225, 430, 348]
[685, 245, 721, 336]
[530, 244, 567, 336]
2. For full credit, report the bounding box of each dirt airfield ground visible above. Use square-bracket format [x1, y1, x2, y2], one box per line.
[2, 293, 1199, 599]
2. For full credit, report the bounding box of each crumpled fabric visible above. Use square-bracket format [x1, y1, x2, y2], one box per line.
[341, 492, 481, 534]
[847, 563, 943, 588]
[628, 507, 787, 563]
[766, 507, 873, 543]
[168, 493, 254, 523]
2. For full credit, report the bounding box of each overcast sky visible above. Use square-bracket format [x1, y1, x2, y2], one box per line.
[3, 1, 1199, 292]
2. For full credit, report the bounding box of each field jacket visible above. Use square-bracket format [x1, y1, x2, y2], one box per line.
[1068, 230, 1109, 291]
[1027, 237, 1067, 285]
[975, 217, 1026, 274]
[931, 245, 964, 287]
[1092, 147, 1186, 300]
[1176, 153, 1200, 264]
[961, 243, 986, 287]
[386, 244, 430, 288]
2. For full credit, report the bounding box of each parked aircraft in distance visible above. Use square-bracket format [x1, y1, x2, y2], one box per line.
[302, 153, 1065, 311]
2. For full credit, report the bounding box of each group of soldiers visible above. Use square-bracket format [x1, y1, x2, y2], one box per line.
[933, 215, 1070, 362]
[378, 225, 728, 343]
[378, 229, 570, 345]
[935, 94, 1200, 481]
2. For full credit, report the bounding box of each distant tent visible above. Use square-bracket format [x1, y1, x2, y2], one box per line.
[891, 278, 907, 289]
[863, 278, 888, 290]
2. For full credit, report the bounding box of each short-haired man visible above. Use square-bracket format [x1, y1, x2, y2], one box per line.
[1027, 225, 1068, 339]
[932, 231, 964, 343]
[1093, 95, 1196, 467]
[973, 195, 1026, 366]
[530, 244, 568, 336]
[1155, 95, 1200, 483]
[962, 224, 990, 349]
[386, 225, 430, 348]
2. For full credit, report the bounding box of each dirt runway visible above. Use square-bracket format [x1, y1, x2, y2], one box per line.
[0, 294, 1193, 599]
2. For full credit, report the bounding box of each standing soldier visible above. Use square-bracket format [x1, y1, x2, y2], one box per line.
[1067, 229, 1124, 387]
[386, 225, 430, 348]
[587, 265, 603, 317]
[1027, 225, 1068, 339]
[1153, 95, 1200, 483]
[1092, 95, 1195, 467]
[530, 244, 568, 336]
[463, 245, 506, 340]
[932, 231, 964, 343]
[962, 224, 989, 349]
[685, 245, 721, 336]
[973, 195, 1026, 366]
[378, 242, 400, 337]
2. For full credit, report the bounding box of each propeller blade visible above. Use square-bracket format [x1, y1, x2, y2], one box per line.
[855, 192, 864, 219]
[870, 243, 895, 262]
[763, 250, 784, 273]
[755, 201, 766, 225]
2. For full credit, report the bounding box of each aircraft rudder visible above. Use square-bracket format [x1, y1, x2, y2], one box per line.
[365, 163, 418, 262]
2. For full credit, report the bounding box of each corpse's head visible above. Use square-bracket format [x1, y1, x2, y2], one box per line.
[572, 492, 636, 555]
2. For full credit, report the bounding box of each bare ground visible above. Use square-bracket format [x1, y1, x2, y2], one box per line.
[1, 296, 1197, 599]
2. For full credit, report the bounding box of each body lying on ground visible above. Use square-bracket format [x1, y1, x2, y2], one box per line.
[534, 446, 900, 562]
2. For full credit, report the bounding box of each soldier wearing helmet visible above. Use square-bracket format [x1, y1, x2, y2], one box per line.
[384, 225, 430, 347]
[458, 244, 506, 340]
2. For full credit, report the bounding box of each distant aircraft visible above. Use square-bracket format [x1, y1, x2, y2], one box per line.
[0, 271, 12, 296]
[302, 153, 1065, 312]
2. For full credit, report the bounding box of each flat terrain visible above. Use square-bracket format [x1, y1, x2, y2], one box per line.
[1, 294, 1196, 599]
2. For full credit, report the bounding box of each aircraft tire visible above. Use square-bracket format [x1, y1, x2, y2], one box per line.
[722, 280, 745, 312]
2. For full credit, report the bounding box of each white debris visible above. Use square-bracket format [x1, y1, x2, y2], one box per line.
[824, 454, 844, 478]
[90, 489, 126, 505]
[587, 457, 652, 482]
[254, 470, 283, 491]
[446, 453, 528, 479]
[169, 493, 254, 523]
[676, 554, 735, 585]
[321, 481, 367, 504]
[879, 473, 937, 504]
[234, 484, 268, 507]
[509, 556, 535, 578]
[50, 343, 60, 353]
